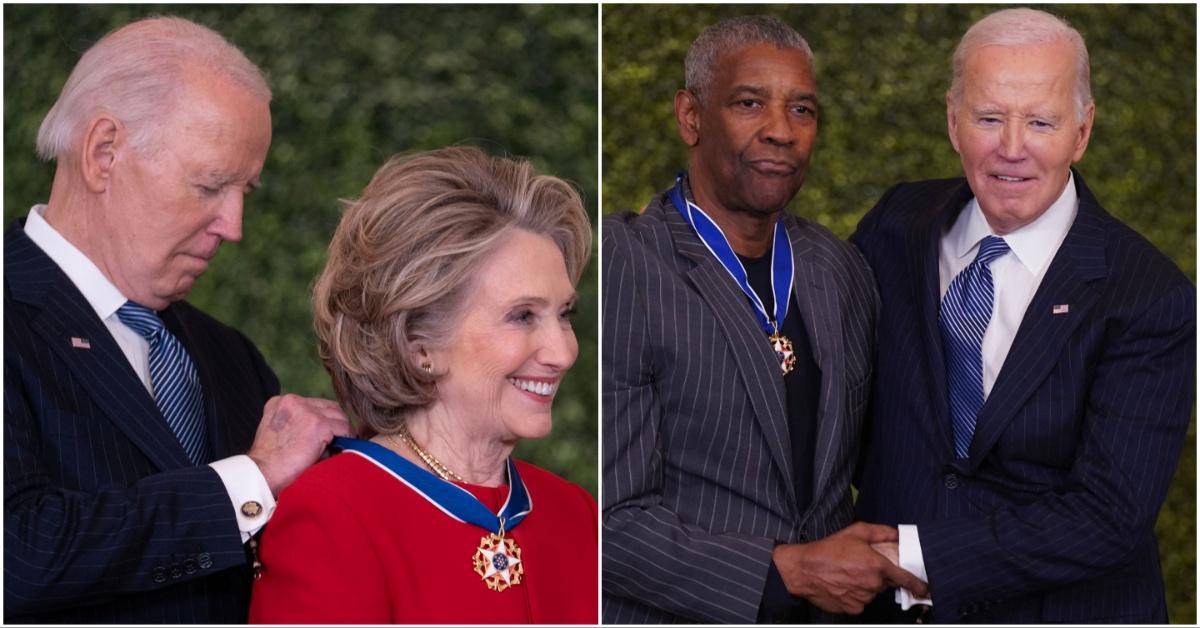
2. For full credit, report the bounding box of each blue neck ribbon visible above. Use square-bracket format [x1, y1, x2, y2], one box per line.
[332, 436, 531, 533]
[667, 173, 794, 335]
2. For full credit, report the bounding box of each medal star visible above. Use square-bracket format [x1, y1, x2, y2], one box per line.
[479, 540, 522, 584]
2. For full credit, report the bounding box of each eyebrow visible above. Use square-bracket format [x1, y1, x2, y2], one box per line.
[732, 84, 818, 103]
[508, 293, 578, 307]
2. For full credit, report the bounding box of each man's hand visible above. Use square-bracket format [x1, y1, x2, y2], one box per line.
[871, 541, 899, 567]
[772, 522, 928, 615]
[246, 394, 351, 496]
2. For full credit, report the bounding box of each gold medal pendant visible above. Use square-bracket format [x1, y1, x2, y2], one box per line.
[473, 532, 523, 592]
[769, 332, 796, 376]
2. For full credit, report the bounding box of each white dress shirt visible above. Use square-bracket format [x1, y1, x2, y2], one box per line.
[896, 174, 1078, 609]
[24, 204, 276, 542]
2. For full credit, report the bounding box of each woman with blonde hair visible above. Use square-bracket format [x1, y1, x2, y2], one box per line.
[249, 146, 596, 623]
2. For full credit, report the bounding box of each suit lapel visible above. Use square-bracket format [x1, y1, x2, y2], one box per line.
[7, 226, 192, 471]
[786, 220, 843, 513]
[966, 177, 1107, 469]
[659, 200, 797, 503]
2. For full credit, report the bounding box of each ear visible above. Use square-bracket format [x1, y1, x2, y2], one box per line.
[945, 91, 962, 155]
[80, 115, 122, 194]
[1071, 102, 1095, 163]
[675, 89, 702, 147]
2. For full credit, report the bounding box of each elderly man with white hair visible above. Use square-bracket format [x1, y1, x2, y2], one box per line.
[4, 16, 350, 623]
[851, 8, 1194, 623]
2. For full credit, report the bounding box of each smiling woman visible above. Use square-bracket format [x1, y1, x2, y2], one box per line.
[248, 146, 596, 624]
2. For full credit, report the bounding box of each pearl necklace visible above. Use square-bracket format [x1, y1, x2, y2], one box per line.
[392, 423, 465, 483]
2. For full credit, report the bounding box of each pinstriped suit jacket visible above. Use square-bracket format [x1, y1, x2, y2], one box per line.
[851, 172, 1195, 623]
[602, 185, 879, 624]
[4, 221, 279, 623]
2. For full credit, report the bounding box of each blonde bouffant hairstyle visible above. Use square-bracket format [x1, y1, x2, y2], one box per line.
[311, 146, 592, 434]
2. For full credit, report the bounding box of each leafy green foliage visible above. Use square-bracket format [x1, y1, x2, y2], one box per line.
[4, 4, 598, 495]
[604, 4, 1195, 622]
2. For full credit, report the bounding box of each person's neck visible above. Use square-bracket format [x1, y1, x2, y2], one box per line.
[688, 174, 779, 258]
[43, 171, 131, 299]
[380, 408, 512, 487]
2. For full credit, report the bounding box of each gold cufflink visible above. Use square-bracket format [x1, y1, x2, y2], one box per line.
[240, 501, 263, 518]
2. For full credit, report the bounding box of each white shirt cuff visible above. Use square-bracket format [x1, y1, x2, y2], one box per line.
[895, 524, 933, 609]
[209, 455, 276, 543]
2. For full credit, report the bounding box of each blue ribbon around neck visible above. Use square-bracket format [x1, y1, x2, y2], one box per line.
[331, 436, 531, 534]
[667, 173, 793, 335]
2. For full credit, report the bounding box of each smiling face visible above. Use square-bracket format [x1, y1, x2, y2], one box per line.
[426, 229, 579, 444]
[103, 72, 272, 309]
[681, 43, 818, 217]
[947, 40, 1093, 235]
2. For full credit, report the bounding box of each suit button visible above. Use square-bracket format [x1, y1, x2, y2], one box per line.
[183, 558, 198, 575]
[198, 552, 212, 569]
[944, 473, 959, 489]
[169, 563, 183, 579]
[152, 567, 167, 584]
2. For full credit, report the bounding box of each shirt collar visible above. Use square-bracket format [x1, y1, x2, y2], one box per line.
[24, 204, 130, 320]
[949, 172, 1078, 276]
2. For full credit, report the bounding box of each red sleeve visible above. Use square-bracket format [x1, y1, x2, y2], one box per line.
[248, 472, 391, 624]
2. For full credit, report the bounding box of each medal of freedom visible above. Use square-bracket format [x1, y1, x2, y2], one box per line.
[769, 331, 796, 375]
[473, 531, 524, 591]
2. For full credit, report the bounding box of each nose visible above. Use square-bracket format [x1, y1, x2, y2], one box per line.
[209, 193, 245, 242]
[538, 320, 579, 372]
[998, 121, 1027, 161]
[760, 103, 796, 147]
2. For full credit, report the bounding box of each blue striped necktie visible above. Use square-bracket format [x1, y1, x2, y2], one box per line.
[116, 302, 213, 465]
[939, 235, 1010, 459]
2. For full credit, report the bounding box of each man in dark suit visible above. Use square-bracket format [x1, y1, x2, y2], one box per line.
[852, 8, 1195, 623]
[4, 16, 351, 623]
[602, 16, 926, 623]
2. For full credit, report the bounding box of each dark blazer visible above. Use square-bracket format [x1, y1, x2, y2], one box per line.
[851, 172, 1195, 624]
[602, 185, 879, 623]
[4, 220, 280, 623]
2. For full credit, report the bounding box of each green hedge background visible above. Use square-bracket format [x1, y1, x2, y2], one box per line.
[4, 5, 598, 495]
[603, 4, 1195, 623]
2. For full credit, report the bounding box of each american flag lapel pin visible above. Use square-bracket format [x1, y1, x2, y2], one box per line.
[1052, 304, 1070, 315]
[70, 336, 91, 349]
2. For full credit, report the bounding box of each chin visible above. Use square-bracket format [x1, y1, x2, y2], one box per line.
[508, 415, 553, 441]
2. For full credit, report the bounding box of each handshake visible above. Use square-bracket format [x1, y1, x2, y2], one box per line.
[772, 522, 927, 615]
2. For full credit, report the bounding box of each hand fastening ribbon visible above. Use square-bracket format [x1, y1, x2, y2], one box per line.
[332, 436, 531, 591]
[668, 173, 797, 375]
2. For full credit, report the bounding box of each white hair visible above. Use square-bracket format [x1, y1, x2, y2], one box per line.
[36, 15, 271, 161]
[950, 8, 1091, 120]
[684, 15, 813, 104]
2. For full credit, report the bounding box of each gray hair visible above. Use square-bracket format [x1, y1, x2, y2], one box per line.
[950, 8, 1092, 120]
[36, 16, 271, 161]
[684, 15, 813, 104]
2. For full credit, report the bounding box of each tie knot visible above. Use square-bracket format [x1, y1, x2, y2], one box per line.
[974, 235, 1009, 267]
[116, 301, 164, 340]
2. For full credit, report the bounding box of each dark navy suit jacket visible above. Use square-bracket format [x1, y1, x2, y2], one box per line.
[4, 221, 279, 623]
[851, 172, 1194, 624]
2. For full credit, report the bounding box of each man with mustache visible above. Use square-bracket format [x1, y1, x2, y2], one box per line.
[852, 8, 1194, 623]
[5, 16, 350, 623]
[602, 15, 926, 623]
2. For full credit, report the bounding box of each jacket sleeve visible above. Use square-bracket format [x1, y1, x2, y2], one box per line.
[600, 225, 776, 624]
[3, 358, 247, 615]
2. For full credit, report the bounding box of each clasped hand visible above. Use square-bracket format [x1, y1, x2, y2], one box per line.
[772, 522, 928, 615]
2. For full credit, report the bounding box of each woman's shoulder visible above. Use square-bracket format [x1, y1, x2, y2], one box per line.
[275, 449, 386, 505]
